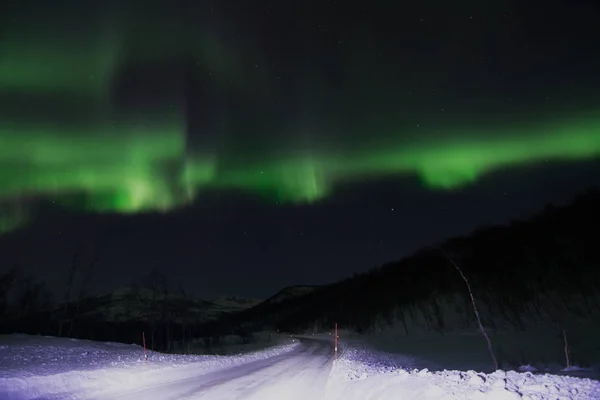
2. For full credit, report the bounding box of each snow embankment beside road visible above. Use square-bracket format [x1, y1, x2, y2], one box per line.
[0, 334, 300, 400]
[325, 345, 600, 400]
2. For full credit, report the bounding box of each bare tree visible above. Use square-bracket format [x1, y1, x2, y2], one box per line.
[0, 266, 19, 321]
[58, 233, 111, 338]
[438, 247, 499, 371]
[142, 268, 167, 351]
[67, 236, 108, 337]
[58, 248, 81, 337]
[17, 277, 52, 320]
[178, 282, 188, 354]
[163, 277, 172, 352]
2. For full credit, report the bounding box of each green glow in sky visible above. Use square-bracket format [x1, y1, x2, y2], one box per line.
[1, 4, 599, 233]
[348, 116, 600, 190]
[0, 117, 191, 214]
[0, 206, 30, 235]
[213, 116, 600, 202]
[3, 114, 598, 231]
[0, 30, 121, 98]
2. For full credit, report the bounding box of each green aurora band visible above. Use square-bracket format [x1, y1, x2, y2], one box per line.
[1, 5, 599, 233]
[2, 115, 599, 229]
[213, 115, 600, 201]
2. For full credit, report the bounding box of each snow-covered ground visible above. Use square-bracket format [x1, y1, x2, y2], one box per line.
[348, 320, 600, 379]
[0, 334, 299, 400]
[326, 344, 600, 400]
[1, 333, 599, 399]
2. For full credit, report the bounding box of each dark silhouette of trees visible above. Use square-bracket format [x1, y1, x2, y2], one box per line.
[0, 266, 18, 323]
[58, 234, 110, 337]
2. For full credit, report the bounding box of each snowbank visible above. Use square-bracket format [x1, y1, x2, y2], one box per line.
[0, 334, 300, 400]
[324, 344, 600, 400]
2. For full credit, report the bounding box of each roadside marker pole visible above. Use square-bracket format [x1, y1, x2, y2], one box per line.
[334, 323, 338, 357]
[142, 331, 148, 361]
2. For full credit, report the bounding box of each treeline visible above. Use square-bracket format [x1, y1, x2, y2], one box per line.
[0, 266, 218, 353]
[213, 188, 600, 338]
[0, 267, 55, 335]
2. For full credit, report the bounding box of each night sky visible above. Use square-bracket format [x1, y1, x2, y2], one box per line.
[1, 0, 599, 299]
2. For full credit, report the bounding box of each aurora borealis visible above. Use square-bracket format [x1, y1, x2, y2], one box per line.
[1, 1, 600, 235]
[4, 112, 598, 231]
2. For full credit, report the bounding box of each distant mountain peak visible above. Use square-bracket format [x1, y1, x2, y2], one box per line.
[211, 296, 262, 310]
[263, 285, 320, 305]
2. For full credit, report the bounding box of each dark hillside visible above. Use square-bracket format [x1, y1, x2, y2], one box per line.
[215, 189, 600, 368]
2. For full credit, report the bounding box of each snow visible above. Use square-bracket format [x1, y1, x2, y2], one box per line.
[1, 334, 599, 400]
[324, 342, 600, 400]
[0, 334, 300, 400]
[333, 322, 600, 380]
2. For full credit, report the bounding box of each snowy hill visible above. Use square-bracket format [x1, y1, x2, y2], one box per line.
[26, 286, 266, 349]
[211, 296, 262, 312]
[59, 287, 261, 325]
[261, 285, 319, 305]
[189, 286, 322, 337]
[73, 286, 239, 324]
[79, 287, 216, 323]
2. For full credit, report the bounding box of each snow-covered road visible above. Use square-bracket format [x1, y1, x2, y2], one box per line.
[2, 334, 600, 400]
[107, 338, 333, 400]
